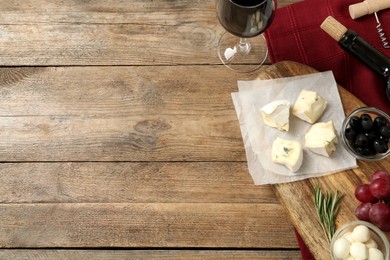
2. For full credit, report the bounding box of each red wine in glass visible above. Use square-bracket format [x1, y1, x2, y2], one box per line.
[216, 0, 276, 72]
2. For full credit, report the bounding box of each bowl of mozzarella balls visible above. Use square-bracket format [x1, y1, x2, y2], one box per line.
[331, 221, 389, 260]
[342, 107, 390, 161]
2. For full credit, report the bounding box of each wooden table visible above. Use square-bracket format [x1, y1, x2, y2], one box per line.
[0, 0, 307, 259]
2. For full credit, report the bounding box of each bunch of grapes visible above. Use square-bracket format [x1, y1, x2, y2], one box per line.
[355, 170, 390, 232]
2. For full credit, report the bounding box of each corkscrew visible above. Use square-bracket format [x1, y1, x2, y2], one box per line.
[374, 12, 390, 49]
[349, 0, 390, 49]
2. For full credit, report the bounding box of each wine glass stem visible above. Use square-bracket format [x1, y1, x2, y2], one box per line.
[237, 38, 251, 54]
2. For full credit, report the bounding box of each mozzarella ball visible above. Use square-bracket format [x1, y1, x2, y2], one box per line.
[351, 225, 371, 243]
[350, 241, 368, 259]
[333, 237, 351, 258]
[368, 248, 384, 260]
[342, 231, 354, 243]
[365, 238, 378, 249]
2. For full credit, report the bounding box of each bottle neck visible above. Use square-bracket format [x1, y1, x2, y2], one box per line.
[339, 30, 390, 78]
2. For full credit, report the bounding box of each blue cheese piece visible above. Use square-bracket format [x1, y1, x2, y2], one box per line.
[271, 137, 303, 172]
[260, 100, 290, 131]
[292, 90, 327, 124]
[305, 121, 338, 157]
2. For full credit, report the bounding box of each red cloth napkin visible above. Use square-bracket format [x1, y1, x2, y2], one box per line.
[294, 229, 315, 260]
[265, 0, 390, 114]
[264, 0, 390, 258]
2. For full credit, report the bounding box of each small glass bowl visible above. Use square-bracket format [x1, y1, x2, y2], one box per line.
[330, 221, 390, 260]
[341, 106, 390, 161]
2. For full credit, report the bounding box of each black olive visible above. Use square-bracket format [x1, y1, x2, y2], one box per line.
[365, 131, 377, 143]
[373, 139, 389, 153]
[349, 116, 361, 130]
[379, 135, 389, 143]
[344, 127, 356, 141]
[356, 146, 375, 156]
[355, 133, 369, 148]
[374, 116, 387, 130]
[380, 125, 390, 138]
[360, 113, 372, 121]
[360, 114, 374, 131]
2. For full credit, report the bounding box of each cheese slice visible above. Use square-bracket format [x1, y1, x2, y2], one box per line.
[260, 100, 290, 131]
[292, 89, 327, 124]
[272, 137, 303, 172]
[305, 121, 338, 157]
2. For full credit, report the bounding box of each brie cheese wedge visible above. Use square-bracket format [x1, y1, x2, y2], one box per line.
[272, 137, 303, 172]
[292, 89, 327, 124]
[260, 100, 290, 131]
[305, 121, 338, 157]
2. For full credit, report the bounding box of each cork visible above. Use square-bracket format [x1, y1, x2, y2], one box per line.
[320, 16, 348, 42]
[349, 0, 390, 19]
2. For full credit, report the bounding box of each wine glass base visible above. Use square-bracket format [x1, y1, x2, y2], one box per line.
[217, 32, 268, 73]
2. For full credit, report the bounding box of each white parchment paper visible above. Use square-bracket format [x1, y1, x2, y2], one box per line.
[231, 71, 357, 185]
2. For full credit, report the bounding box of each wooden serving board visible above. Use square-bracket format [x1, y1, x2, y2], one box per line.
[257, 61, 390, 260]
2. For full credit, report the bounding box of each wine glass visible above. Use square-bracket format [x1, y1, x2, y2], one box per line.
[216, 0, 276, 73]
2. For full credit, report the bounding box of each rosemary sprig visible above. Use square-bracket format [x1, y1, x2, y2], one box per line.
[313, 184, 343, 242]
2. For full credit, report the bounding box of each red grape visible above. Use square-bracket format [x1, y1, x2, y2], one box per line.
[353, 169, 390, 231]
[371, 170, 390, 182]
[355, 202, 372, 221]
[369, 202, 390, 232]
[355, 184, 377, 202]
[369, 178, 390, 199]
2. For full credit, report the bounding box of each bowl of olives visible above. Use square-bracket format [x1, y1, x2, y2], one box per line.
[342, 107, 390, 161]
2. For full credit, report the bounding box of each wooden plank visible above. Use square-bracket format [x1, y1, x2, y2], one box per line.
[0, 23, 225, 66]
[255, 61, 390, 260]
[0, 66, 256, 116]
[0, 161, 291, 249]
[0, 249, 302, 259]
[0, 162, 278, 204]
[0, 203, 297, 248]
[0, 0, 301, 66]
[0, 65, 260, 161]
[0, 114, 247, 161]
[0, 0, 241, 66]
[0, 0, 216, 24]
[0, 0, 296, 25]
[0, 0, 304, 255]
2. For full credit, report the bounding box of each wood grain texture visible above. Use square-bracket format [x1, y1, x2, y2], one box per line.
[256, 61, 390, 260]
[0, 0, 278, 66]
[0, 0, 217, 66]
[0, 161, 295, 249]
[0, 162, 277, 204]
[0, 65, 261, 161]
[0, 24, 223, 66]
[0, 0, 295, 25]
[0, 249, 302, 259]
[0, 0, 216, 24]
[0, 203, 296, 248]
[0, 0, 305, 257]
[0, 0, 296, 66]
[0, 62, 296, 250]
